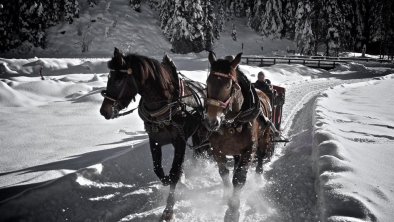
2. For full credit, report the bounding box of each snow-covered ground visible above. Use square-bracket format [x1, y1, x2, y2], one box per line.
[1, 1, 394, 221]
[313, 75, 394, 222]
[1, 54, 393, 221]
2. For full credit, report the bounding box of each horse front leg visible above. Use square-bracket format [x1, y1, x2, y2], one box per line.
[225, 149, 252, 222]
[213, 153, 231, 200]
[161, 137, 186, 221]
[255, 148, 264, 174]
[162, 183, 177, 221]
[149, 139, 171, 186]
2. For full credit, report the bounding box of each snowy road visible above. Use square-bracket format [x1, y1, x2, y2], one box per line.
[0, 74, 374, 221]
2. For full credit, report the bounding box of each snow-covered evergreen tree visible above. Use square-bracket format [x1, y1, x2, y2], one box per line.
[130, 0, 141, 12]
[88, 0, 99, 7]
[259, 0, 283, 38]
[0, 2, 21, 51]
[282, 0, 296, 39]
[148, 0, 160, 11]
[18, 1, 47, 48]
[170, 0, 205, 53]
[213, 0, 225, 39]
[323, 0, 343, 56]
[294, 0, 314, 55]
[202, 0, 215, 51]
[249, 0, 265, 31]
[227, 1, 235, 20]
[233, 0, 246, 17]
[64, 0, 80, 24]
[159, 1, 175, 39]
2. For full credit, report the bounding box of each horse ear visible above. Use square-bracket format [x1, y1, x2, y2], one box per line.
[114, 47, 124, 65]
[114, 47, 123, 58]
[208, 51, 216, 65]
[231, 52, 242, 69]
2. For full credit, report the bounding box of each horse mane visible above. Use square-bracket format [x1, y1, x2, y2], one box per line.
[109, 53, 175, 97]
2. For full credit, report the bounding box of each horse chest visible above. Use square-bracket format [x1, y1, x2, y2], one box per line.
[145, 124, 178, 145]
[209, 122, 258, 155]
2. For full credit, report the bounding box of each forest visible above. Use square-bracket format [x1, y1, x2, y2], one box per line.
[0, 0, 393, 56]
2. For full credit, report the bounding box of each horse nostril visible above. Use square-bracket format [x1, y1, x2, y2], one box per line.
[100, 107, 110, 119]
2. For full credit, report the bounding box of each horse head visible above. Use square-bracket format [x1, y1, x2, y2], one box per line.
[100, 47, 140, 119]
[205, 51, 243, 131]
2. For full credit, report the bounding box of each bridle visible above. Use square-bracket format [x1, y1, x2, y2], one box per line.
[206, 71, 240, 112]
[101, 68, 139, 119]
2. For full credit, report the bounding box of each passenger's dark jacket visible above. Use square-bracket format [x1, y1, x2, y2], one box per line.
[253, 80, 272, 95]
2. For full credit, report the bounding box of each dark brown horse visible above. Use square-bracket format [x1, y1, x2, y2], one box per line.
[205, 52, 273, 222]
[100, 48, 206, 221]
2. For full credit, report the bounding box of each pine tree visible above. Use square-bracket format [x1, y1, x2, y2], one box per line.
[130, 0, 141, 12]
[249, 0, 265, 32]
[234, 0, 246, 17]
[202, 0, 215, 51]
[337, 1, 359, 51]
[259, 0, 283, 38]
[323, 0, 343, 56]
[88, 0, 99, 7]
[294, 0, 314, 55]
[282, 0, 296, 39]
[170, 0, 205, 53]
[159, 1, 175, 39]
[64, 0, 80, 24]
[213, 0, 225, 39]
[18, 1, 47, 48]
[148, 0, 160, 11]
[0, 1, 22, 51]
[380, 0, 394, 58]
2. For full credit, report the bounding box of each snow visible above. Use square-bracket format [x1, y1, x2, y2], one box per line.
[1, 53, 392, 221]
[1, 1, 394, 221]
[313, 75, 394, 222]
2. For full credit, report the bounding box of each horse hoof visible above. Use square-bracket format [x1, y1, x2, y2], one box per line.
[161, 209, 174, 221]
[255, 167, 263, 174]
[224, 208, 240, 222]
[160, 176, 171, 186]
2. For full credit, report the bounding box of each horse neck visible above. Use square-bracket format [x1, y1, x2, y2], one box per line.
[139, 66, 176, 110]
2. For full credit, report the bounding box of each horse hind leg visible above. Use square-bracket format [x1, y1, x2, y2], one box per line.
[255, 126, 271, 174]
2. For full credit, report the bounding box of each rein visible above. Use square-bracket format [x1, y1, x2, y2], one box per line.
[101, 90, 138, 117]
[101, 69, 204, 119]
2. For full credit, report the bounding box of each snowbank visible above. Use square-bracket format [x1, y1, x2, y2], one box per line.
[313, 74, 394, 222]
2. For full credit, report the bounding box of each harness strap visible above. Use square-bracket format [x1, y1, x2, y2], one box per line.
[211, 71, 237, 82]
[206, 97, 232, 109]
[101, 90, 117, 102]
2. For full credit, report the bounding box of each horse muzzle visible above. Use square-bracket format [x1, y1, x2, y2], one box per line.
[100, 99, 120, 120]
[204, 115, 222, 131]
